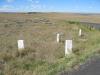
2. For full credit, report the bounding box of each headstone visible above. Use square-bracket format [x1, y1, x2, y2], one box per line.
[79, 29, 82, 36]
[17, 40, 24, 50]
[65, 40, 72, 55]
[57, 33, 60, 43]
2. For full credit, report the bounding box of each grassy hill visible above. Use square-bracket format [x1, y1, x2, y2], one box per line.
[0, 13, 100, 75]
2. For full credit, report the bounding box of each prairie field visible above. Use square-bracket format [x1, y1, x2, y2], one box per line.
[0, 13, 100, 75]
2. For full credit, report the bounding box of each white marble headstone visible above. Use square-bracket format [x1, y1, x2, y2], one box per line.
[17, 40, 24, 50]
[65, 40, 72, 55]
[57, 33, 60, 43]
[79, 29, 82, 36]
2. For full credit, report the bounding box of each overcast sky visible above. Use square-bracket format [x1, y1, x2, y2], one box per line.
[0, 0, 100, 13]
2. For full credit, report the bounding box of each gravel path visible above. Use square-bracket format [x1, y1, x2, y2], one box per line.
[61, 57, 100, 75]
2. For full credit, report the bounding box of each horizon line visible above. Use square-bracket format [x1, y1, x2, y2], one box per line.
[0, 11, 100, 14]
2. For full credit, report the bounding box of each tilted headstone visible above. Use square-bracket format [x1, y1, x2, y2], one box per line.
[65, 40, 72, 55]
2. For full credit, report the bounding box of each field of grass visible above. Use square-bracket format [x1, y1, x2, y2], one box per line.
[0, 13, 100, 75]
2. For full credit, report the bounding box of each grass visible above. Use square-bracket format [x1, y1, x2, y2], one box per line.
[0, 13, 100, 75]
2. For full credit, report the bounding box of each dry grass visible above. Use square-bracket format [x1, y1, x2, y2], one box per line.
[0, 13, 100, 75]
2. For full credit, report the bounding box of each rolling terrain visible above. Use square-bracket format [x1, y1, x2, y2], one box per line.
[0, 13, 100, 75]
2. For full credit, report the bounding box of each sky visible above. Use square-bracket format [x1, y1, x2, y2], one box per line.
[0, 0, 100, 13]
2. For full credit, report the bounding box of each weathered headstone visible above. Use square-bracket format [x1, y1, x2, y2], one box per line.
[79, 29, 82, 36]
[17, 40, 24, 50]
[57, 33, 60, 43]
[65, 40, 72, 55]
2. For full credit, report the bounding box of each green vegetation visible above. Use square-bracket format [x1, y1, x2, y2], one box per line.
[0, 13, 100, 75]
[66, 20, 80, 24]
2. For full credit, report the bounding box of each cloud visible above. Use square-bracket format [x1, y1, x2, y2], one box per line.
[35, 1, 39, 4]
[0, 0, 15, 11]
[0, 0, 52, 12]
[26, 0, 45, 10]
[89, 6, 93, 9]
[0, 5, 14, 11]
[0, 5, 13, 9]
[27, 0, 40, 4]
[25, 0, 55, 12]
[27, 0, 33, 2]
[6, 0, 15, 3]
